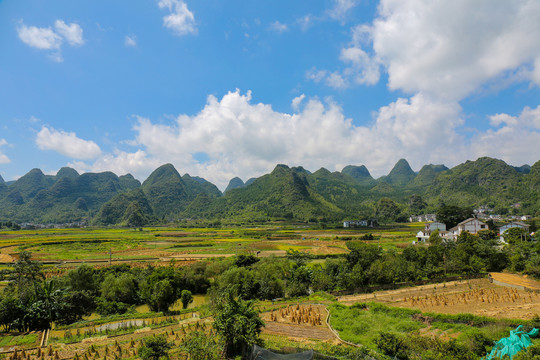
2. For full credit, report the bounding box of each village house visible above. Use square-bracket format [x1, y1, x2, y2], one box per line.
[448, 218, 488, 239]
[416, 222, 448, 242]
[343, 219, 378, 228]
[498, 221, 530, 243]
[409, 214, 437, 223]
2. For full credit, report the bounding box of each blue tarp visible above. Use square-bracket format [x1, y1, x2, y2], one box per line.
[484, 325, 538, 360]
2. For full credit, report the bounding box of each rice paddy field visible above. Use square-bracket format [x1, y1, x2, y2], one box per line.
[0, 223, 424, 268]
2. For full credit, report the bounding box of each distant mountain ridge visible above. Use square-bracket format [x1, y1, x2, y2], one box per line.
[0, 157, 538, 224]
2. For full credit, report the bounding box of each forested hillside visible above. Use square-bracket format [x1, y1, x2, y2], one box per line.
[0, 157, 539, 224]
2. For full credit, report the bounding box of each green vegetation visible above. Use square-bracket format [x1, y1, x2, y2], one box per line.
[212, 286, 264, 358]
[329, 302, 533, 360]
[138, 335, 173, 360]
[2, 156, 540, 225]
[0, 223, 538, 358]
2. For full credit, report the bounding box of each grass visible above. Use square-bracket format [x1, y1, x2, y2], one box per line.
[0, 334, 38, 347]
[329, 303, 424, 349]
[328, 301, 531, 354]
[261, 333, 381, 359]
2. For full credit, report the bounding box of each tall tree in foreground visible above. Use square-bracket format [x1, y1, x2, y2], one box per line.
[212, 286, 264, 358]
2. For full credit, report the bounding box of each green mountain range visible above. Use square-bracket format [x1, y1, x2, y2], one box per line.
[1, 157, 539, 224]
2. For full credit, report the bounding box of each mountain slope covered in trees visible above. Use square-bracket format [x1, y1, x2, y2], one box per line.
[1, 157, 539, 224]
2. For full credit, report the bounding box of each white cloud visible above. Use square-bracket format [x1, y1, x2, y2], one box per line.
[36, 126, 101, 159]
[291, 94, 306, 111]
[17, 23, 62, 50]
[74, 90, 472, 189]
[312, 1, 540, 101]
[489, 113, 518, 127]
[158, 0, 197, 36]
[125, 35, 137, 47]
[269, 21, 288, 33]
[54, 20, 84, 46]
[69, 150, 160, 180]
[371, 0, 540, 99]
[325, 72, 348, 89]
[328, 0, 359, 21]
[471, 105, 540, 165]
[305, 68, 328, 83]
[340, 46, 380, 85]
[309, 25, 380, 88]
[64, 88, 538, 190]
[297, 15, 313, 31]
[17, 20, 84, 61]
[0, 139, 10, 164]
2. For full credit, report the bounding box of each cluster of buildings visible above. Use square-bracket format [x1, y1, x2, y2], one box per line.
[409, 214, 437, 223]
[410, 213, 532, 223]
[19, 221, 87, 230]
[343, 219, 379, 228]
[415, 218, 531, 244]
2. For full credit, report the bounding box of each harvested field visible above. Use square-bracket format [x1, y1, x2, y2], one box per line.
[261, 305, 335, 341]
[339, 278, 540, 320]
[262, 322, 335, 341]
[490, 272, 540, 291]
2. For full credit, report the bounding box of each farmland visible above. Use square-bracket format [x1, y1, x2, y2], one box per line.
[0, 224, 420, 267]
[0, 223, 539, 359]
[339, 277, 540, 320]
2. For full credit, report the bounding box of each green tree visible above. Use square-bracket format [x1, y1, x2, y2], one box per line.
[100, 273, 138, 304]
[375, 332, 408, 359]
[285, 249, 311, 267]
[180, 330, 222, 359]
[180, 289, 193, 310]
[10, 251, 43, 304]
[67, 264, 99, 295]
[408, 194, 427, 214]
[503, 227, 531, 244]
[234, 254, 260, 267]
[376, 198, 401, 223]
[212, 286, 264, 358]
[138, 335, 172, 360]
[123, 201, 148, 228]
[286, 266, 312, 297]
[346, 242, 382, 270]
[0, 293, 24, 331]
[147, 280, 176, 313]
[436, 205, 473, 228]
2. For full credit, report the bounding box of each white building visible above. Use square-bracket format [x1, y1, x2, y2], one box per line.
[448, 218, 488, 239]
[416, 222, 448, 242]
[499, 221, 530, 234]
[498, 221, 530, 243]
[409, 214, 437, 223]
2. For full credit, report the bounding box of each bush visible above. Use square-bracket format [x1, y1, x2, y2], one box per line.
[138, 335, 172, 360]
[95, 299, 130, 316]
[374, 332, 407, 358]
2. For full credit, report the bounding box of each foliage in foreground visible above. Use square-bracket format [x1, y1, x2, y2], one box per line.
[138, 335, 172, 360]
[212, 286, 265, 358]
[179, 330, 223, 360]
[329, 302, 529, 360]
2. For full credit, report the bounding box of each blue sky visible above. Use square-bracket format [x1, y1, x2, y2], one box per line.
[1, 0, 540, 189]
